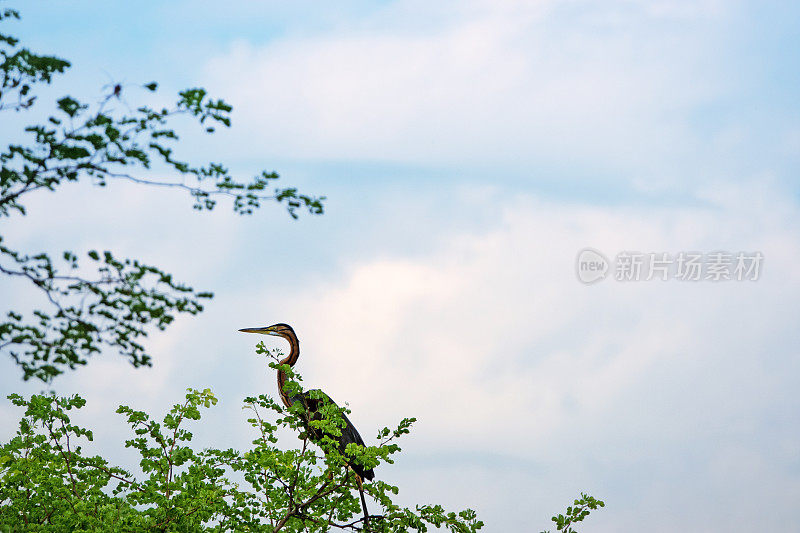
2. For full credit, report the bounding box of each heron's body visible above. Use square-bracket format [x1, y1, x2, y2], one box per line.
[289, 388, 374, 481]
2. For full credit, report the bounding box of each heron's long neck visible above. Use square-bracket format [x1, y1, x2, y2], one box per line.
[277, 334, 299, 408]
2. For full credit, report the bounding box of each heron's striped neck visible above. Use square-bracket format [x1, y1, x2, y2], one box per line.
[277, 333, 300, 408]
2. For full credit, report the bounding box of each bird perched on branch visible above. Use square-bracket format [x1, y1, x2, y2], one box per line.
[238, 322, 375, 483]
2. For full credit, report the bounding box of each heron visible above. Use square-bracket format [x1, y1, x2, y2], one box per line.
[239, 323, 375, 526]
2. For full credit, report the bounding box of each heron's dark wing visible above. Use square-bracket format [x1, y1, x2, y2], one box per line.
[302, 389, 375, 481]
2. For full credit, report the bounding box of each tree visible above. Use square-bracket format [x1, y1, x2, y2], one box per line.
[541, 494, 605, 533]
[0, 345, 485, 532]
[0, 347, 604, 531]
[0, 5, 324, 382]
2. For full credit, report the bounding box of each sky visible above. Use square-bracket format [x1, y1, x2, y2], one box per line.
[2, 1, 800, 531]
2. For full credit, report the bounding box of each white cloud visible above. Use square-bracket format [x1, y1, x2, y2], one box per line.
[201, 0, 730, 187]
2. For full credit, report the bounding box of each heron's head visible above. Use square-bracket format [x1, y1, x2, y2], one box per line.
[238, 323, 295, 340]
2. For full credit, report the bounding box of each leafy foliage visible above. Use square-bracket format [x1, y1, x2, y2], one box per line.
[0, 348, 484, 532]
[0, 6, 325, 381]
[0, 7, 70, 113]
[541, 493, 605, 533]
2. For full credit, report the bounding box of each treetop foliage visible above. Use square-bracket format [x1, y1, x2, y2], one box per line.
[0, 346, 485, 532]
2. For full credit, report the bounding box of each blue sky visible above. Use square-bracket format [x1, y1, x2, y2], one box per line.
[2, 1, 800, 531]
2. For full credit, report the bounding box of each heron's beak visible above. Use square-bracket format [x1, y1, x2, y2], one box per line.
[238, 326, 278, 335]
